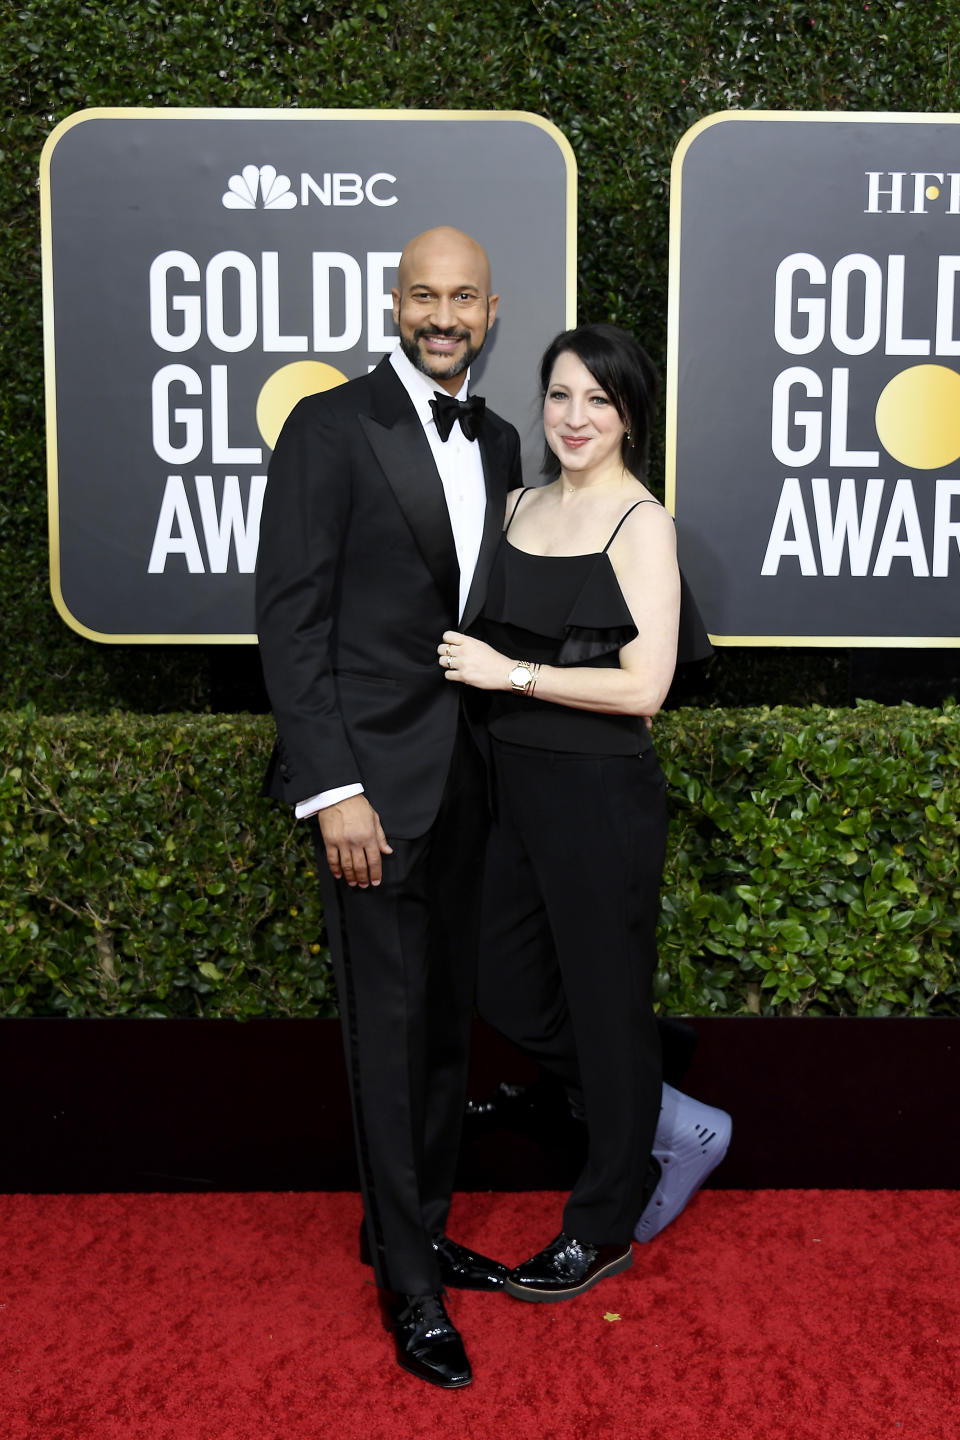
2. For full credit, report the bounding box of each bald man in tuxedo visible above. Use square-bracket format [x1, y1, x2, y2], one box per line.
[257, 227, 520, 1388]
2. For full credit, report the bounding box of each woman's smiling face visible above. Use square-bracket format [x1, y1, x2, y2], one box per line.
[543, 350, 628, 477]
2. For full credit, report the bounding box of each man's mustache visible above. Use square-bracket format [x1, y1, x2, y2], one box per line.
[414, 326, 471, 341]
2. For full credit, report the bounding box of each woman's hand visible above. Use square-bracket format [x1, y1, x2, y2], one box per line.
[437, 631, 511, 690]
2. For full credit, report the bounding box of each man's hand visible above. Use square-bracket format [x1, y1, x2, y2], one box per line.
[317, 794, 393, 888]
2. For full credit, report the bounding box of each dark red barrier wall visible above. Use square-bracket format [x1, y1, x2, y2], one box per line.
[3, 1017, 957, 1192]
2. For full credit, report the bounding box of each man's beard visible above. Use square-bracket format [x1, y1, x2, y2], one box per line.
[398, 308, 490, 382]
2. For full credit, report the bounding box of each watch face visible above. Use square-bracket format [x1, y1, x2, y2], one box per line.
[509, 665, 532, 688]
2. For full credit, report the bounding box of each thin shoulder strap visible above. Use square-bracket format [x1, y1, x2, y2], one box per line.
[504, 487, 533, 534]
[602, 499, 660, 552]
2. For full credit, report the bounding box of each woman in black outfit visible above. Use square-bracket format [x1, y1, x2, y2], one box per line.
[438, 323, 686, 1301]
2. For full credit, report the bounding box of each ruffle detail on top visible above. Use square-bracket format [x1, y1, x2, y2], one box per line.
[554, 555, 638, 665]
[555, 560, 713, 667]
[677, 569, 713, 664]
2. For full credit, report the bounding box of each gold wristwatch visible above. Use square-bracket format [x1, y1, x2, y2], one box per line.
[507, 661, 539, 695]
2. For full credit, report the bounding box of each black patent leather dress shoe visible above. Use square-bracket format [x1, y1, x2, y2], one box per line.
[379, 1289, 472, 1388]
[432, 1234, 508, 1290]
[359, 1223, 508, 1291]
[465, 1078, 586, 1135]
[504, 1231, 633, 1302]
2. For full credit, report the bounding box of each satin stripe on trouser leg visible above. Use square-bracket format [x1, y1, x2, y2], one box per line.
[482, 738, 666, 1246]
[313, 720, 486, 1294]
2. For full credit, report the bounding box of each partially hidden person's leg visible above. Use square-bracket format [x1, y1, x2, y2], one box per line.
[634, 1079, 733, 1243]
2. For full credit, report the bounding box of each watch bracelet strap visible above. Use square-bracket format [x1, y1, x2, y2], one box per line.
[510, 660, 541, 696]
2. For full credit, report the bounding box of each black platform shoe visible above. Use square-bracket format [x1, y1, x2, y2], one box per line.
[504, 1231, 633, 1302]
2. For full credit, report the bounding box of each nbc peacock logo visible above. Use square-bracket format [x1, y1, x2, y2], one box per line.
[222, 164, 297, 210]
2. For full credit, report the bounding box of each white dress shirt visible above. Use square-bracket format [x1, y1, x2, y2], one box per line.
[294, 347, 487, 818]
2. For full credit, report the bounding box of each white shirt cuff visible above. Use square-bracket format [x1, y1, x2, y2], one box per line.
[295, 783, 364, 819]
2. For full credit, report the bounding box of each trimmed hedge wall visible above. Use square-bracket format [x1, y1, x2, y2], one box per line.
[2, 705, 957, 1019]
[3, 1, 960, 712]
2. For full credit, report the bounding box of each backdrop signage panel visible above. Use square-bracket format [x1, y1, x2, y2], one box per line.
[668, 112, 960, 647]
[41, 109, 575, 642]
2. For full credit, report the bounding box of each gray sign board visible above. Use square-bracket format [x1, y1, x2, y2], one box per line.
[41, 109, 575, 641]
[668, 112, 960, 647]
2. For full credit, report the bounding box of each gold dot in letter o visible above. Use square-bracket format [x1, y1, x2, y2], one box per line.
[875, 363, 960, 470]
[256, 361, 349, 451]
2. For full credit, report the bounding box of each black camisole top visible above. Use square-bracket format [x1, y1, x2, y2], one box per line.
[480, 492, 659, 755]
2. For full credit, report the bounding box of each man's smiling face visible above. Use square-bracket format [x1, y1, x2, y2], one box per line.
[392, 227, 499, 395]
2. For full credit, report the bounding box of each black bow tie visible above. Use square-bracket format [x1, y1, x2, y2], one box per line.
[430, 392, 486, 442]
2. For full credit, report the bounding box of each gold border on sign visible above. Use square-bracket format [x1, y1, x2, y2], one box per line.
[40, 107, 578, 645]
[665, 109, 960, 650]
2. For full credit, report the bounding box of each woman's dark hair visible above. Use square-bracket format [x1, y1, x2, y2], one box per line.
[538, 323, 660, 480]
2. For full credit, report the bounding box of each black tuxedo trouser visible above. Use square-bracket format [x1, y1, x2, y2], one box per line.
[477, 738, 666, 1246]
[313, 719, 488, 1294]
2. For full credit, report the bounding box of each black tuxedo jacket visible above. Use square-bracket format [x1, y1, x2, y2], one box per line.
[255, 356, 523, 839]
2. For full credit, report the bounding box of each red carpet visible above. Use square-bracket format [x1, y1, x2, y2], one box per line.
[3, 1190, 958, 1439]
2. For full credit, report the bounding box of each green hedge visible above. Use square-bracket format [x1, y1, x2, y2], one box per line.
[3, 7, 958, 1020]
[3, 1, 959, 713]
[2, 704, 957, 1019]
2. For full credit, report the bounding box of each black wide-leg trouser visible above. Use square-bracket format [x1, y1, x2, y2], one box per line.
[314, 720, 487, 1296]
[478, 737, 667, 1247]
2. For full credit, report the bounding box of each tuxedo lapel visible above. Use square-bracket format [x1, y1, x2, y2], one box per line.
[461, 423, 510, 630]
[359, 365, 460, 619]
